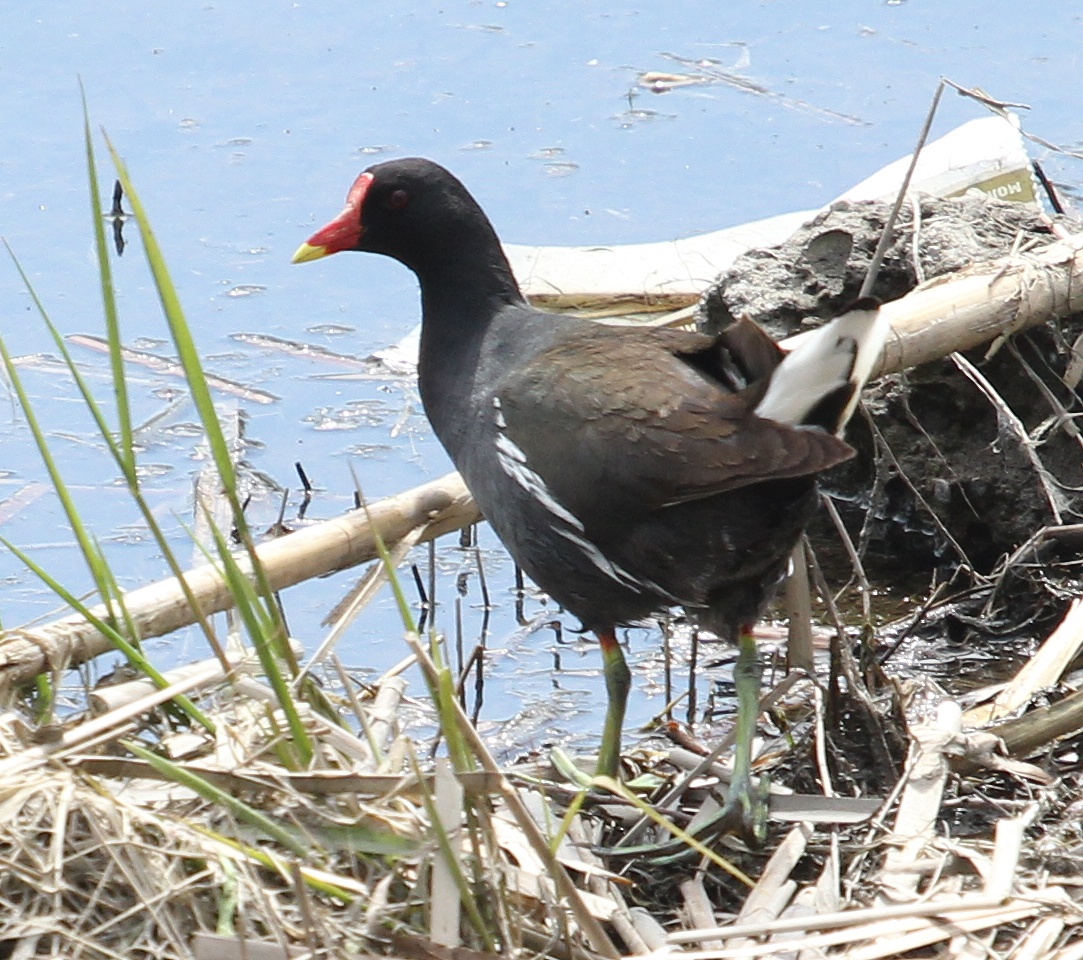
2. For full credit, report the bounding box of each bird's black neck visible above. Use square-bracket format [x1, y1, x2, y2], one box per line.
[413, 244, 525, 458]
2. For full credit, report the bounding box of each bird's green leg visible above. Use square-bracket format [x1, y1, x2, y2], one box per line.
[724, 623, 769, 845]
[598, 624, 767, 863]
[595, 629, 630, 778]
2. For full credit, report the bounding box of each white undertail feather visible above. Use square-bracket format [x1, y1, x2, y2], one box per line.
[754, 303, 889, 434]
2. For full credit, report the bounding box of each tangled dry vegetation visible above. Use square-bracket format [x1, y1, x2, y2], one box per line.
[6, 193, 1083, 959]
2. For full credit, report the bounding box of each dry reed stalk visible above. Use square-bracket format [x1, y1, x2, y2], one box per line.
[964, 597, 1083, 726]
[865, 232, 1083, 377]
[877, 700, 961, 902]
[725, 824, 812, 952]
[0, 471, 477, 688]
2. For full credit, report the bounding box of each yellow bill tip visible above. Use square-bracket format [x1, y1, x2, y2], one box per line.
[291, 242, 329, 264]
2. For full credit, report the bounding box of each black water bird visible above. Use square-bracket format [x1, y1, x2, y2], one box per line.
[293, 158, 887, 840]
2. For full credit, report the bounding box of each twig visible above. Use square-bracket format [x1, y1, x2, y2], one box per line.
[0, 471, 478, 688]
[951, 352, 1064, 523]
[784, 539, 815, 673]
[964, 598, 1083, 726]
[859, 81, 945, 299]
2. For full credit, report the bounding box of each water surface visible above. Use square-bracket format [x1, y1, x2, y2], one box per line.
[1, 1, 1081, 758]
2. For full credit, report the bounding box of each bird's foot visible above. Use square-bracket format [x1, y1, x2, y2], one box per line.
[602, 773, 770, 865]
[715, 773, 770, 849]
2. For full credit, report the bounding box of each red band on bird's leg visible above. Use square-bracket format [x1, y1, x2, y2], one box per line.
[598, 630, 621, 654]
[596, 629, 630, 778]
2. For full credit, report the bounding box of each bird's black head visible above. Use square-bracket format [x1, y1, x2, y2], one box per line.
[293, 157, 500, 276]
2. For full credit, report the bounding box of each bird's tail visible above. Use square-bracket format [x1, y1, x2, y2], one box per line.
[753, 296, 888, 435]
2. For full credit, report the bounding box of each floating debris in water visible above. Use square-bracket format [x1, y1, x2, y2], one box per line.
[223, 284, 266, 298]
[68, 334, 279, 404]
[543, 160, 579, 178]
[232, 331, 372, 368]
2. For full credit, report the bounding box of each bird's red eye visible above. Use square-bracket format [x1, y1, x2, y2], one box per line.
[388, 189, 410, 210]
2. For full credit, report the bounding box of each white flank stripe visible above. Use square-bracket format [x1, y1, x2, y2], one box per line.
[492, 396, 507, 428]
[553, 528, 683, 603]
[494, 432, 584, 531]
[554, 528, 641, 590]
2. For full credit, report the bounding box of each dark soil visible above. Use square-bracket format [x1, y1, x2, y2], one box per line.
[699, 195, 1083, 644]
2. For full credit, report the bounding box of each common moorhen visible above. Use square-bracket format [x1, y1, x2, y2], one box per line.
[294, 158, 887, 840]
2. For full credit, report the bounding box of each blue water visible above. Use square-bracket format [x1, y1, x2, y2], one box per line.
[1, 1, 1081, 758]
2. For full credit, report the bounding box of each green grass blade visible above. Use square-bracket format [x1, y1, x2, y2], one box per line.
[0, 275, 120, 617]
[357, 489, 476, 772]
[76, 105, 235, 668]
[428, 634, 475, 773]
[32, 302, 233, 668]
[4, 244, 137, 508]
[200, 514, 314, 766]
[190, 827, 355, 903]
[102, 135, 237, 499]
[3, 181, 235, 704]
[0, 535, 213, 731]
[122, 739, 310, 856]
[4, 240, 232, 715]
[591, 773, 754, 885]
[102, 131, 293, 671]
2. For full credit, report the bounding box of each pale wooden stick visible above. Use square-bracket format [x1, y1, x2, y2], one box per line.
[792, 837, 841, 960]
[668, 892, 1010, 948]
[1013, 918, 1067, 960]
[671, 900, 1046, 959]
[985, 804, 1040, 902]
[88, 640, 300, 715]
[736, 823, 811, 927]
[679, 875, 723, 950]
[0, 663, 226, 779]
[870, 233, 1083, 376]
[964, 598, 1083, 726]
[724, 824, 812, 953]
[359, 675, 408, 770]
[784, 540, 815, 673]
[190, 930, 303, 959]
[628, 908, 669, 951]
[877, 700, 962, 902]
[0, 471, 477, 688]
[839, 900, 1043, 960]
[977, 686, 1083, 764]
[1049, 934, 1083, 960]
[430, 759, 464, 948]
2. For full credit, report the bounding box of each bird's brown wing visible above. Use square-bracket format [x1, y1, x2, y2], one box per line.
[496, 322, 854, 518]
